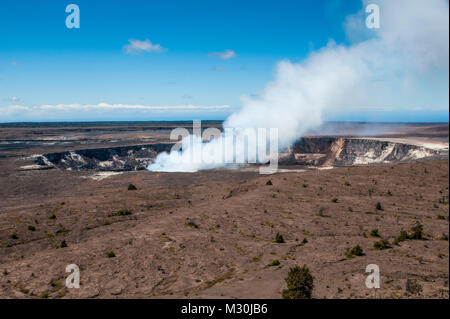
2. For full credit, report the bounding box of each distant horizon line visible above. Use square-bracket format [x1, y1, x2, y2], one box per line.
[0, 120, 448, 127]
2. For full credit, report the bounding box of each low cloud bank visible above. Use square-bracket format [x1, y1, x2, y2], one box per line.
[0, 103, 232, 122]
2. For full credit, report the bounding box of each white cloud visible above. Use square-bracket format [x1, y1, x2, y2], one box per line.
[0, 103, 231, 118]
[345, 0, 449, 71]
[5, 96, 20, 102]
[0, 103, 234, 121]
[123, 39, 166, 54]
[208, 49, 236, 60]
[213, 66, 226, 72]
[34, 103, 230, 111]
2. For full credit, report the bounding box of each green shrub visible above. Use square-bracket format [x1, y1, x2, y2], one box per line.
[49, 280, 63, 290]
[49, 214, 56, 220]
[373, 239, 390, 250]
[127, 184, 137, 190]
[185, 221, 199, 228]
[282, 265, 314, 299]
[394, 230, 409, 245]
[10, 233, 18, 240]
[331, 198, 338, 203]
[275, 233, 284, 243]
[369, 229, 380, 238]
[113, 209, 132, 216]
[60, 240, 67, 248]
[252, 256, 261, 262]
[27, 225, 36, 231]
[269, 259, 280, 266]
[437, 214, 446, 220]
[409, 222, 424, 240]
[346, 245, 364, 258]
[376, 202, 383, 210]
[266, 180, 273, 186]
[106, 251, 116, 258]
[394, 222, 425, 244]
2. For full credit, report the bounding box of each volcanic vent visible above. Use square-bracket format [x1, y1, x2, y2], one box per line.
[32, 137, 448, 172]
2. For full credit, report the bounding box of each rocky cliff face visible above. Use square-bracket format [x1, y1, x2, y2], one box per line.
[335, 139, 436, 166]
[282, 137, 447, 167]
[35, 138, 447, 171]
[36, 143, 173, 171]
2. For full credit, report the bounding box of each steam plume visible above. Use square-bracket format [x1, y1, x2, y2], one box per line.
[148, 0, 449, 173]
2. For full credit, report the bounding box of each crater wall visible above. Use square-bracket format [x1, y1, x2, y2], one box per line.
[34, 138, 448, 171]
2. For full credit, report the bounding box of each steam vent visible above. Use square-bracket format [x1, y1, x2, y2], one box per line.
[32, 137, 448, 171]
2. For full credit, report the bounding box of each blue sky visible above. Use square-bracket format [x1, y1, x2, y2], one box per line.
[0, 0, 448, 122]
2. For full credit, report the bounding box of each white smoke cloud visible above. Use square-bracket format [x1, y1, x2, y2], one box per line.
[376, 0, 449, 70]
[148, 0, 449, 173]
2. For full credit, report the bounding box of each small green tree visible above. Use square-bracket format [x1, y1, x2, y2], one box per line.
[114, 209, 132, 216]
[374, 239, 390, 250]
[275, 233, 284, 243]
[60, 240, 67, 248]
[282, 265, 314, 299]
[409, 222, 424, 240]
[346, 245, 364, 258]
[394, 230, 409, 245]
[369, 229, 380, 238]
[394, 222, 425, 244]
[269, 259, 280, 266]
